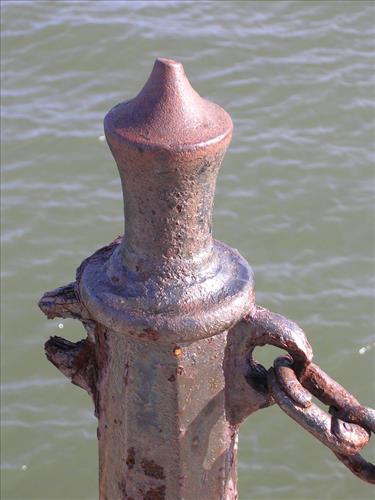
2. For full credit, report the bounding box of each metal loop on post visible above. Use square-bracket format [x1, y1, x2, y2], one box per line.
[244, 304, 313, 397]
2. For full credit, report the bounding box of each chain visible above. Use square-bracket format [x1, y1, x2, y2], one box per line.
[269, 357, 375, 483]
[243, 305, 375, 484]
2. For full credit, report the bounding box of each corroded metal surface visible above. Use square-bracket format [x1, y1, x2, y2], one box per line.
[40, 242, 242, 499]
[269, 360, 370, 456]
[224, 304, 313, 424]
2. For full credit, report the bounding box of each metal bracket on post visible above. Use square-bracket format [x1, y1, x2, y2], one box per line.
[39, 58, 375, 500]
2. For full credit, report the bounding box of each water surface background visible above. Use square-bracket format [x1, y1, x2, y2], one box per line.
[1, 1, 375, 499]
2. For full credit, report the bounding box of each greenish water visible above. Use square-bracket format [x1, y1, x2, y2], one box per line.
[1, 1, 374, 499]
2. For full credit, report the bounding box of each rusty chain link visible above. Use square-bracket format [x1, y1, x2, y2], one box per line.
[244, 305, 375, 484]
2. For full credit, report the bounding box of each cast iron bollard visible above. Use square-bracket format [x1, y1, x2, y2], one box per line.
[39, 58, 374, 499]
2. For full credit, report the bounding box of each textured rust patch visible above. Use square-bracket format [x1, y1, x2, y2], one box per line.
[139, 328, 159, 341]
[126, 447, 135, 469]
[141, 459, 165, 480]
[143, 485, 166, 500]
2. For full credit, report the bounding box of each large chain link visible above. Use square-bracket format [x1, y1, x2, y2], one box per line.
[243, 305, 375, 484]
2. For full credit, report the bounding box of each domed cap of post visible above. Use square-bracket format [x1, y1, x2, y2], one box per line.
[80, 58, 254, 341]
[104, 57, 233, 151]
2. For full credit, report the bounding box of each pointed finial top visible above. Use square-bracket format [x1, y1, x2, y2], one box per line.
[104, 58, 233, 150]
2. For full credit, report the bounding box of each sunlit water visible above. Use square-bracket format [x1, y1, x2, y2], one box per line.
[1, 1, 374, 499]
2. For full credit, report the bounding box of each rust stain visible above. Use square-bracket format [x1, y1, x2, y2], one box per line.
[140, 459, 165, 480]
[126, 447, 135, 470]
[139, 328, 159, 341]
[143, 485, 166, 500]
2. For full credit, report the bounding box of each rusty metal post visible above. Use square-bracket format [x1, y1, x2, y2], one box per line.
[40, 58, 256, 499]
[39, 57, 375, 496]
